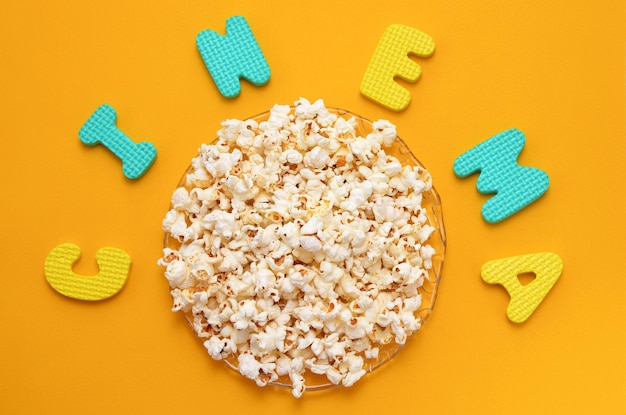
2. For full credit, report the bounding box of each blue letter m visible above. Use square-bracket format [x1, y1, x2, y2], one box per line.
[454, 129, 550, 223]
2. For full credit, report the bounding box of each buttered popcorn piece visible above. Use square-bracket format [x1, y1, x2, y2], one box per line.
[159, 98, 440, 398]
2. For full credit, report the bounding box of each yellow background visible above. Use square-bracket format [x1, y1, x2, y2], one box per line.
[1, 1, 624, 413]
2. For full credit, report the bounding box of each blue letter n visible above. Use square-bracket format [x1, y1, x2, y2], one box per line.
[196, 16, 271, 98]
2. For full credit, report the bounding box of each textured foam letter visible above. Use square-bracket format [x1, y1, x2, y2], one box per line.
[360, 24, 435, 111]
[481, 252, 563, 323]
[79, 104, 157, 180]
[453, 129, 549, 223]
[45, 243, 131, 301]
[196, 16, 271, 98]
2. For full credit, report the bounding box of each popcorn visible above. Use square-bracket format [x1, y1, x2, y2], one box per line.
[163, 259, 192, 289]
[238, 351, 278, 387]
[341, 354, 367, 387]
[299, 235, 323, 253]
[304, 146, 332, 169]
[280, 148, 304, 165]
[160, 98, 440, 397]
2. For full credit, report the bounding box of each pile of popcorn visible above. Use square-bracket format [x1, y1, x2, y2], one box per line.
[159, 98, 438, 397]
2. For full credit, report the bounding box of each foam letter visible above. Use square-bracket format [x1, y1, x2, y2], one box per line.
[360, 24, 435, 111]
[44, 243, 131, 301]
[79, 104, 157, 180]
[196, 16, 271, 98]
[453, 129, 549, 223]
[481, 252, 563, 323]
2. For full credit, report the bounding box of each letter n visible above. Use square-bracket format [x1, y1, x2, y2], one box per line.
[196, 16, 271, 98]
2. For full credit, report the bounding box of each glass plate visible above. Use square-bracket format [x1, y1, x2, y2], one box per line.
[163, 107, 446, 392]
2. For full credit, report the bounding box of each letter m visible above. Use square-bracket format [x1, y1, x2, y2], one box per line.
[454, 129, 550, 223]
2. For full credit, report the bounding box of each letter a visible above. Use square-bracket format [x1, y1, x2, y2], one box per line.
[481, 252, 563, 323]
[196, 16, 271, 98]
[453, 129, 550, 223]
[360, 24, 435, 111]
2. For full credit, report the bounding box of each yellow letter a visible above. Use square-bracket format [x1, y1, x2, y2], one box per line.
[481, 252, 563, 323]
